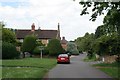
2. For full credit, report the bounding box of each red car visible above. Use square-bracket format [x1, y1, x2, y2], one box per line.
[57, 54, 70, 64]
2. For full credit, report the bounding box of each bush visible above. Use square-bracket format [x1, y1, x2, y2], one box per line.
[2, 28, 16, 44]
[47, 39, 65, 56]
[67, 42, 79, 55]
[21, 35, 37, 55]
[33, 46, 40, 55]
[43, 47, 49, 55]
[16, 40, 22, 46]
[2, 42, 20, 59]
[33, 46, 49, 56]
[71, 49, 79, 55]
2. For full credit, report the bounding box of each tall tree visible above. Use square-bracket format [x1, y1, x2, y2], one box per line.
[67, 42, 79, 55]
[93, 33, 120, 56]
[77, 1, 120, 57]
[78, 1, 120, 21]
[75, 32, 95, 52]
[77, 1, 120, 34]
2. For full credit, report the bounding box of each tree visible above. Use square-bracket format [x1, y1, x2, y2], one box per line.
[75, 37, 83, 51]
[47, 39, 65, 56]
[77, 1, 120, 35]
[103, 8, 120, 35]
[76, 1, 120, 59]
[33, 40, 45, 55]
[2, 28, 16, 44]
[93, 33, 120, 56]
[73, 1, 120, 36]
[36, 40, 45, 46]
[33, 46, 40, 55]
[78, 1, 120, 21]
[67, 42, 79, 55]
[21, 35, 37, 57]
[75, 32, 95, 52]
[95, 25, 106, 38]
[16, 40, 22, 46]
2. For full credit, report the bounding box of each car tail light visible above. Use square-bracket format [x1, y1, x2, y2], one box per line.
[57, 57, 61, 60]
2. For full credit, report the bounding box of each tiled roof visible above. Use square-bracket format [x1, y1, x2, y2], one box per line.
[36, 30, 58, 39]
[15, 29, 58, 39]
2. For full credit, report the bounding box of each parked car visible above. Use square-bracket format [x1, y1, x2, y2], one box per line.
[57, 54, 70, 64]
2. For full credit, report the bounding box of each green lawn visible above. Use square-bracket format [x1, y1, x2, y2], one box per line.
[93, 62, 119, 78]
[1, 58, 57, 79]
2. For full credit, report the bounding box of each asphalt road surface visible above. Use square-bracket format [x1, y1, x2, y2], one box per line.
[47, 54, 112, 79]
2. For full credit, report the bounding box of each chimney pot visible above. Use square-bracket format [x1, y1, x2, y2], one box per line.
[62, 37, 65, 40]
[31, 23, 35, 31]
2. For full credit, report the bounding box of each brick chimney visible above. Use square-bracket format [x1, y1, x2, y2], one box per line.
[61, 36, 67, 44]
[56, 23, 61, 40]
[62, 37, 65, 40]
[58, 23, 60, 31]
[31, 23, 35, 31]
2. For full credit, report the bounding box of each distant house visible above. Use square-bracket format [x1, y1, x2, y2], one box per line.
[15, 23, 68, 49]
[61, 37, 68, 51]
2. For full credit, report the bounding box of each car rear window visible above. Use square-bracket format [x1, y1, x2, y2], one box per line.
[58, 54, 68, 57]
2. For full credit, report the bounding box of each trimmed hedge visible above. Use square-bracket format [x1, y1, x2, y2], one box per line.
[2, 42, 20, 59]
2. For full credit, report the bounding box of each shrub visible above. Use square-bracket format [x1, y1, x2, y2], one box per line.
[33, 46, 49, 57]
[33, 46, 40, 55]
[70, 48, 79, 55]
[21, 35, 37, 55]
[16, 40, 22, 46]
[47, 39, 65, 56]
[43, 47, 49, 55]
[67, 42, 79, 55]
[2, 28, 16, 44]
[2, 42, 20, 59]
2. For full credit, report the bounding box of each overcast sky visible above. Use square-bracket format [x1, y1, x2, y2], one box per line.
[0, 0, 105, 41]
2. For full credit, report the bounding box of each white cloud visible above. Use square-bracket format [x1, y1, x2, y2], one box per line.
[0, 0, 29, 2]
[0, 0, 104, 41]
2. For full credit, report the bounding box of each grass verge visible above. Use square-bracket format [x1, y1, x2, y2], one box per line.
[1, 58, 57, 78]
[93, 62, 120, 78]
[83, 54, 96, 62]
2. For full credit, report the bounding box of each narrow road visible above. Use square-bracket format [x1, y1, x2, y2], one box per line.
[47, 54, 112, 79]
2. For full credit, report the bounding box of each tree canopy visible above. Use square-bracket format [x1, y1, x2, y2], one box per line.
[47, 39, 65, 56]
[22, 35, 37, 54]
[79, 1, 120, 21]
[78, 1, 120, 35]
[75, 32, 95, 52]
[73, 1, 120, 57]
[67, 42, 79, 55]
[93, 33, 120, 56]
[2, 27, 16, 44]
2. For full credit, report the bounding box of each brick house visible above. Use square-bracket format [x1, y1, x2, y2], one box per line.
[15, 23, 67, 49]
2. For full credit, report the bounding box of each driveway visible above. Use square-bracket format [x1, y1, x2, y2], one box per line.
[46, 54, 113, 79]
